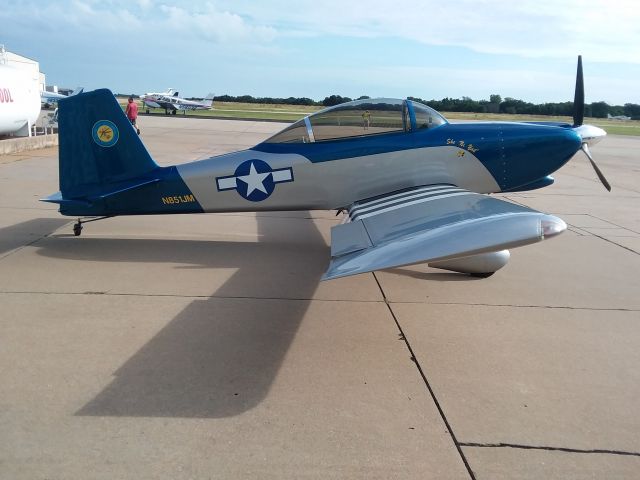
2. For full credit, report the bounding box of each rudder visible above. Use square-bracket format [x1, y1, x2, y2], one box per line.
[57, 89, 158, 199]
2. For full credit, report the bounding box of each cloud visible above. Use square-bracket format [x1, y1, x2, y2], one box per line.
[1, 1, 276, 45]
[157, 4, 277, 43]
[1, 0, 637, 103]
[4, 0, 638, 62]
[217, 0, 640, 64]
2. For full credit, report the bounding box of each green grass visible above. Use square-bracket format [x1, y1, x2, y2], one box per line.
[116, 97, 640, 136]
[591, 123, 640, 136]
[138, 103, 318, 122]
[439, 112, 640, 136]
[118, 97, 319, 122]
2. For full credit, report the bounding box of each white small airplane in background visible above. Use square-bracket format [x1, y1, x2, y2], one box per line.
[141, 88, 214, 115]
[41, 87, 83, 108]
[607, 113, 631, 121]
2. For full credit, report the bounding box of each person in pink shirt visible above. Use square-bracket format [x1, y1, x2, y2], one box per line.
[125, 96, 140, 135]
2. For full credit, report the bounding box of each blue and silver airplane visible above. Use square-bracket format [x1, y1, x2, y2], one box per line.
[43, 57, 609, 280]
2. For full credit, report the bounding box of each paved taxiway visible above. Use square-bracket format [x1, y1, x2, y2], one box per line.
[1, 116, 639, 479]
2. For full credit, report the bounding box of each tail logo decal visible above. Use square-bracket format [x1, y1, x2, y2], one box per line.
[216, 159, 294, 202]
[92, 120, 119, 148]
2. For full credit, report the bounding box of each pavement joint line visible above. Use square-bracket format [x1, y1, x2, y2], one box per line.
[567, 226, 590, 236]
[563, 173, 640, 195]
[389, 301, 639, 312]
[552, 211, 635, 215]
[495, 198, 639, 245]
[0, 220, 75, 262]
[216, 212, 339, 221]
[371, 271, 477, 480]
[588, 213, 640, 235]
[459, 442, 640, 458]
[0, 290, 385, 303]
[0, 206, 57, 211]
[516, 193, 640, 198]
[587, 231, 639, 255]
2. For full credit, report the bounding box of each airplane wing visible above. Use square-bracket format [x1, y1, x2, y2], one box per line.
[142, 99, 162, 108]
[157, 101, 177, 111]
[143, 98, 176, 111]
[323, 184, 566, 280]
[41, 88, 83, 104]
[41, 91, 67, 103]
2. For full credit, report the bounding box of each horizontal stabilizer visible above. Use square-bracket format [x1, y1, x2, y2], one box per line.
[41, 191, 91, 207]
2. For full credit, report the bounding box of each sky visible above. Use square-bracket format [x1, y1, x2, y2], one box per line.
[2, 0, 639, 105]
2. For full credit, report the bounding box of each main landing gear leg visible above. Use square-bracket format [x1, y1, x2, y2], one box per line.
[73, 216, 113, 236]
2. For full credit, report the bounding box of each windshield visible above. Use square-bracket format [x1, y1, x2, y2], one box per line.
[310, 98, 406, 141]
[264, 98, 409, 144]
[263, 119, 310, 144]
[409, 100, 447, 129]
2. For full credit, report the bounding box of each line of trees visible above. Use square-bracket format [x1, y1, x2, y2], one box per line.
[209, 93, 639, 119]
[408, 94, 640, 119]
[212, 94, 317, 106]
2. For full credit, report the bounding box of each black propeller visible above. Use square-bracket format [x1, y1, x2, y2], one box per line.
[573, 55, 584, 127]
[572, 55, 611, 191]
[582, 144, 611, 191]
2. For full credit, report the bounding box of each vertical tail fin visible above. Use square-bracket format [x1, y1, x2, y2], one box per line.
[203, 93, 215, 108]
[57, 89, 158, 199]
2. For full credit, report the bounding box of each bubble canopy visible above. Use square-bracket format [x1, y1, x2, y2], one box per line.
[264, 98, 448, 144]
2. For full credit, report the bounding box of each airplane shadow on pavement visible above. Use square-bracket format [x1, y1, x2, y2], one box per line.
[0, 218, 71, 258]
[36, 213, 328, 418]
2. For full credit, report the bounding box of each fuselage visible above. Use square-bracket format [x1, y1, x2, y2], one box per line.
[174, 121, 582, 213]
[51, 94, 589, 218]
[79, 121, 581, 217]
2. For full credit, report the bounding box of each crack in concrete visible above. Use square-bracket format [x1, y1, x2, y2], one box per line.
[2, 293, 636, 312]
[372, 272, 477, 480]
[460, 442, 640, 458]
[391, 301, 639, 312]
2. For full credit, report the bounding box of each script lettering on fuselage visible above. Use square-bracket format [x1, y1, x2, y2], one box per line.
[446, 138, 480, 153]
[0, 88, 15, 103]
[161, 194, 196, 205]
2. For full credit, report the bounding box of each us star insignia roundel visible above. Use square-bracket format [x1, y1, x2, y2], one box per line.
[216, 159, 294, 202]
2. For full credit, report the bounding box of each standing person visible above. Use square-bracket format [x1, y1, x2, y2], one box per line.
[125, 96, 140, 135]
[362, 110, 371, 130]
